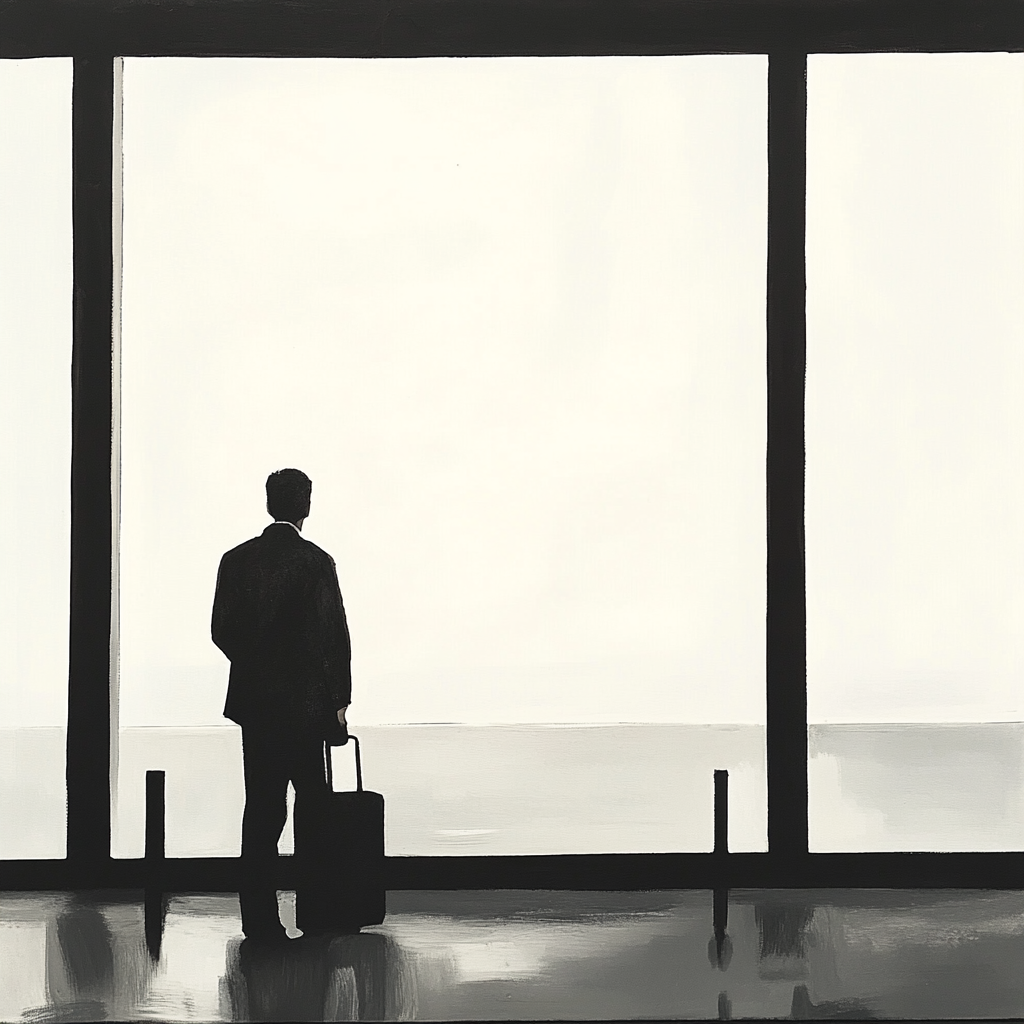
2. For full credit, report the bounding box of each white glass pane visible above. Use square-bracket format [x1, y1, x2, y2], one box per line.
[807, 53, 1024, 851]
[0, 58, 72, 859]
[118, 56, 767, 857]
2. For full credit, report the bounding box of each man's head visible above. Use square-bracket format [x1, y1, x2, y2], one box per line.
[266, 468, 312, 525]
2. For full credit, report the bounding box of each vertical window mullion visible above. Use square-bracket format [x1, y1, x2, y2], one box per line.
[766, 50, 808, 857]
[68, 53, 115, 872]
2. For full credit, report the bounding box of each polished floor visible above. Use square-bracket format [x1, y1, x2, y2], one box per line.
[0, 888, 1022, 1021]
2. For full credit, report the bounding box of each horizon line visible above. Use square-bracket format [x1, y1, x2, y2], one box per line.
[4, 719, 1024, 730]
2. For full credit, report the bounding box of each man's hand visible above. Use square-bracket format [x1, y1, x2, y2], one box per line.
[337, 706, 348, 726]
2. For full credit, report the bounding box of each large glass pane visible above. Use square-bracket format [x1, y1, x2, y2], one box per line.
[807, 53, 1024, 851]
[0, 59, 73, 860]
[117, 57, 767, 858]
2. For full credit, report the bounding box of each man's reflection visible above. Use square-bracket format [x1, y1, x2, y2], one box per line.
[755, 902, 815, 980]
[221, 929, 413, 1022]
[790, 983, 874, 1020]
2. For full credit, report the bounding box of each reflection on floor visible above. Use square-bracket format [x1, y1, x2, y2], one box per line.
[0, 888, 1021, 1021]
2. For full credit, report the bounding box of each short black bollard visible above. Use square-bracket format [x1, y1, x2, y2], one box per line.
[145, 770, 165, 861]
[714, 769, 728, 855]
[709, 769, 733, 970]
[144, 769, 168, 961]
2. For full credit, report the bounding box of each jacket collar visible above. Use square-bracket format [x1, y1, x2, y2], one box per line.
[263, 521, 303, 538]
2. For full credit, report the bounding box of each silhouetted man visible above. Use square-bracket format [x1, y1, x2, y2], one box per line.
[212, 468, 351, 940]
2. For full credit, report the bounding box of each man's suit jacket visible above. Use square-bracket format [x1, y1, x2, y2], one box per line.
[212, 522, 351, 735]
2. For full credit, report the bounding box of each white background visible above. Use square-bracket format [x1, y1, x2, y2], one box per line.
[3, 54, 1022, 734]
[118, 56, 769, 727]
[807, 53, 1024, 724]
[4, 54, 1022, 859]
[0, 59, 72, 728]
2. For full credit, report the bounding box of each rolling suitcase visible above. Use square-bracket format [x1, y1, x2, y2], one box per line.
[294, 734, 386, 932]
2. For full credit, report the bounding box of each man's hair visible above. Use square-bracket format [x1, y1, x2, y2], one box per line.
[266, 468, 312, 523]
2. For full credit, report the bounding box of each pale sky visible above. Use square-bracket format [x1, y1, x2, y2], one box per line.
[806, 53, 1024, 723]
[0, 59, 72, 728]
[2, 54, 1022, 730]
[118, 56, 769, 726]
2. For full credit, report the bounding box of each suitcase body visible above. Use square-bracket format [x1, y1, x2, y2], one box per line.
[294, 735, 386, 932]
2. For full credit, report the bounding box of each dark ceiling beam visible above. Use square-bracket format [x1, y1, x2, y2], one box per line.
[2, 0, 1024, 59]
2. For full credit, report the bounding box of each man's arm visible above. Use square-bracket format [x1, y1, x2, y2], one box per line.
[316, 556, 352, 715]
[211, 554, 238, 661]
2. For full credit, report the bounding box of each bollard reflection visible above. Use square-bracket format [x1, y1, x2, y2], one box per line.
[20, 898, 155, 1023]
[707, 888, 733, 970]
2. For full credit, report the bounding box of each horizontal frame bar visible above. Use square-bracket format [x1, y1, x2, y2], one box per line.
[0, 853, 1021, 891]
[2, 0, 1024, 58]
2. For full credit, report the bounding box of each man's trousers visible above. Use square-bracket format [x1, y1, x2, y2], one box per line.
[238, 722, 328, 937]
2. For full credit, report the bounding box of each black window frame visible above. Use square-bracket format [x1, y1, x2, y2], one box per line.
[1, 0, 1022, 891]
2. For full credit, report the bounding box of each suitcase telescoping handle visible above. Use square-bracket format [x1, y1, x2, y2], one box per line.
[324, 734, 363, 793]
